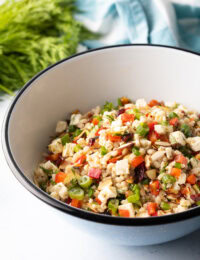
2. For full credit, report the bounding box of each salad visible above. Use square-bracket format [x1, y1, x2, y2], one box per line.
[34, 97, 200, 217]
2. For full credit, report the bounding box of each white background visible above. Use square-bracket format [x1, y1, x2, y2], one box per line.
[1, 97, 200, 260]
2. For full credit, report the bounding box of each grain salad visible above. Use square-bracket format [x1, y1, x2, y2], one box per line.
[34, 97, 200, 217]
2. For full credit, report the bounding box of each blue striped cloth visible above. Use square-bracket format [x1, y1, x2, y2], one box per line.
[76, 0, 200, 53]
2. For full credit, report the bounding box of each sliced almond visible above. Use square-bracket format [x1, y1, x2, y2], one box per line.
[114, 141, 135, 151]
[155, 141, 171, 147]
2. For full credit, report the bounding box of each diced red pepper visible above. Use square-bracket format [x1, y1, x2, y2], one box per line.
[149, 180, 160, 196]
[171, 168, 181, 178]
[131, 155, 144, 168]
[118, 209, 130, 217]
[92, 118, 99, 125]
[88, 168, 102, 179]
[147, 202, 157, 216]
[187, 174, 197, 185]
[175, 154, 187, 166]
[107, 157, 118, 164]
[181, 186, 190, 196]
[95, 198, 102, 205]
[107, 133, 122, 142]
[148, 99, 159, 107]
[121, 113, 135, 124]
[148, 130, 159, 143]
[148, 122, 158, 131]
[75, 155, 86, 165]
[169, 117, 178, 126]
[95, 127, 105, 137]
[71, 199, 82, 208]
[55, 172, 67, 183]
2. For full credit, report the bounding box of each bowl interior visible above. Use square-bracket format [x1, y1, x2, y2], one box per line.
[6, 45, 200, 182]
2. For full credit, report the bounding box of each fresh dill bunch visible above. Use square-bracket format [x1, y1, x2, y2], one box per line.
[0, 0, 96, 95]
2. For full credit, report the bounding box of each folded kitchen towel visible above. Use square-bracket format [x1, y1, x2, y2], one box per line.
[76, 0, 200, 53]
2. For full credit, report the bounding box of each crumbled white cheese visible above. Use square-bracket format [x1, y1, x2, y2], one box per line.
[50, 183, 68, 200]
[154, 124, 167, 135]
[70, 114, 82, 126]
[62, 143, 76, 157]
[98, 186, 117, 204]
[187, 137, 200, 152]
[169, 131, 186, 146]
[136, 99, 147, 108]
[116, 159, 129, 175]
[55, 121, 67, 133]
[48, 138, 63, 154]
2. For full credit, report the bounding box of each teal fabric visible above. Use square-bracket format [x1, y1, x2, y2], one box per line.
[76, 0, 200, 52]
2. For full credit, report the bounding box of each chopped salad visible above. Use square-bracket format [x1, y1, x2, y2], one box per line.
[34, 97, 200, 217]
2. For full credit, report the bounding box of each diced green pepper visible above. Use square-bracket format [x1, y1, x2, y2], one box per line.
[128, 184, 141, 205]
[100, 146, 108, 156]
[78, 176, 93, 189]
[175, 162, 181, 169]
[136, 123, 149, 137]
[162, 174, 176, 184]
[74, 144, 82, 153]
[68, 187, 84, 200]
[169, 112, 178, 119]
[108, 199, 119, 215]
[132, 147, 140, 156]
[61, 133, 70, 145]
[180, 124, 192, 137]
[160, 201, 170, 210]
[88, 188, 94, 198]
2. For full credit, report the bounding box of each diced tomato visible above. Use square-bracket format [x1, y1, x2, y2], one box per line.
[118, 209, 130, 217]
[131, 155, 144, 168]
[148, 130, 159, 143]
[169, 117, 178, 126]
[171, 168, 181, 178]
[88, 168, 102, 179]
[147, 202, 157, 216]
[55, 172, 67, 183]
[95, 198, 102, 205]
[75, 155, 86, 165]
[121, 113, 135, 124]
[92, 118, 99, 125]
[71, 199, 82, 208]
[95, 127, 105, 137]
[148, 122, 158, 131]
[181, 186, 190, 196]
[107, 133, 122, 142]
[187, 174, 197, 185]
[148, 99, 159, 107]
[149, 180, 160, 196]
[46, 153, 60, 161]
[175, 154, 187, 166]
[107, 157, 119, 164]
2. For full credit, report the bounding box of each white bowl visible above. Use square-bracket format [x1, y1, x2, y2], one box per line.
[2, 44, 200, 246]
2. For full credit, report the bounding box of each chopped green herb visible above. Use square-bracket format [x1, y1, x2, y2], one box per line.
[88, 188, 94, 198]
[40, 166, 54, 176]
[136, 123, 149, 137]
[175, 162, 181, 169]
[169, 112, 178, 119]
[39, 182, 47, 191]
[178, 146, 192, 158]
[180, 124, 192, 137]
[100, 146, 108, 156]
[106, 115, 114, 122]
[61, 133, 70, 145]
[117, 98, 122, 107]
[162, 174, 176, 184]
[132, 147, 140, 156]
[68, 125, 77, 133]
[72, 129, 82, 139]
[101, 101, 115, 114]
[141, 179, 150, 185]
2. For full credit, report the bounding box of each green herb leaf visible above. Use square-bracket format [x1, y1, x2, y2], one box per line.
[61, 133, 70, 145]
[169, 112, 178, 119]
[136, 123, 149, 137]
[100, 146, 108, 156]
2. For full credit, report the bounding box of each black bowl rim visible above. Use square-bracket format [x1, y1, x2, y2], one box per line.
[2, 44, 200, 226]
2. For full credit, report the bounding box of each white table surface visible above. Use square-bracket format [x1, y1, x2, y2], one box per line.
[0, 98, 200, 260]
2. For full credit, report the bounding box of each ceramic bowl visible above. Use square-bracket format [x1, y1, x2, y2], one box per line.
[2, 45, 200, 246]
